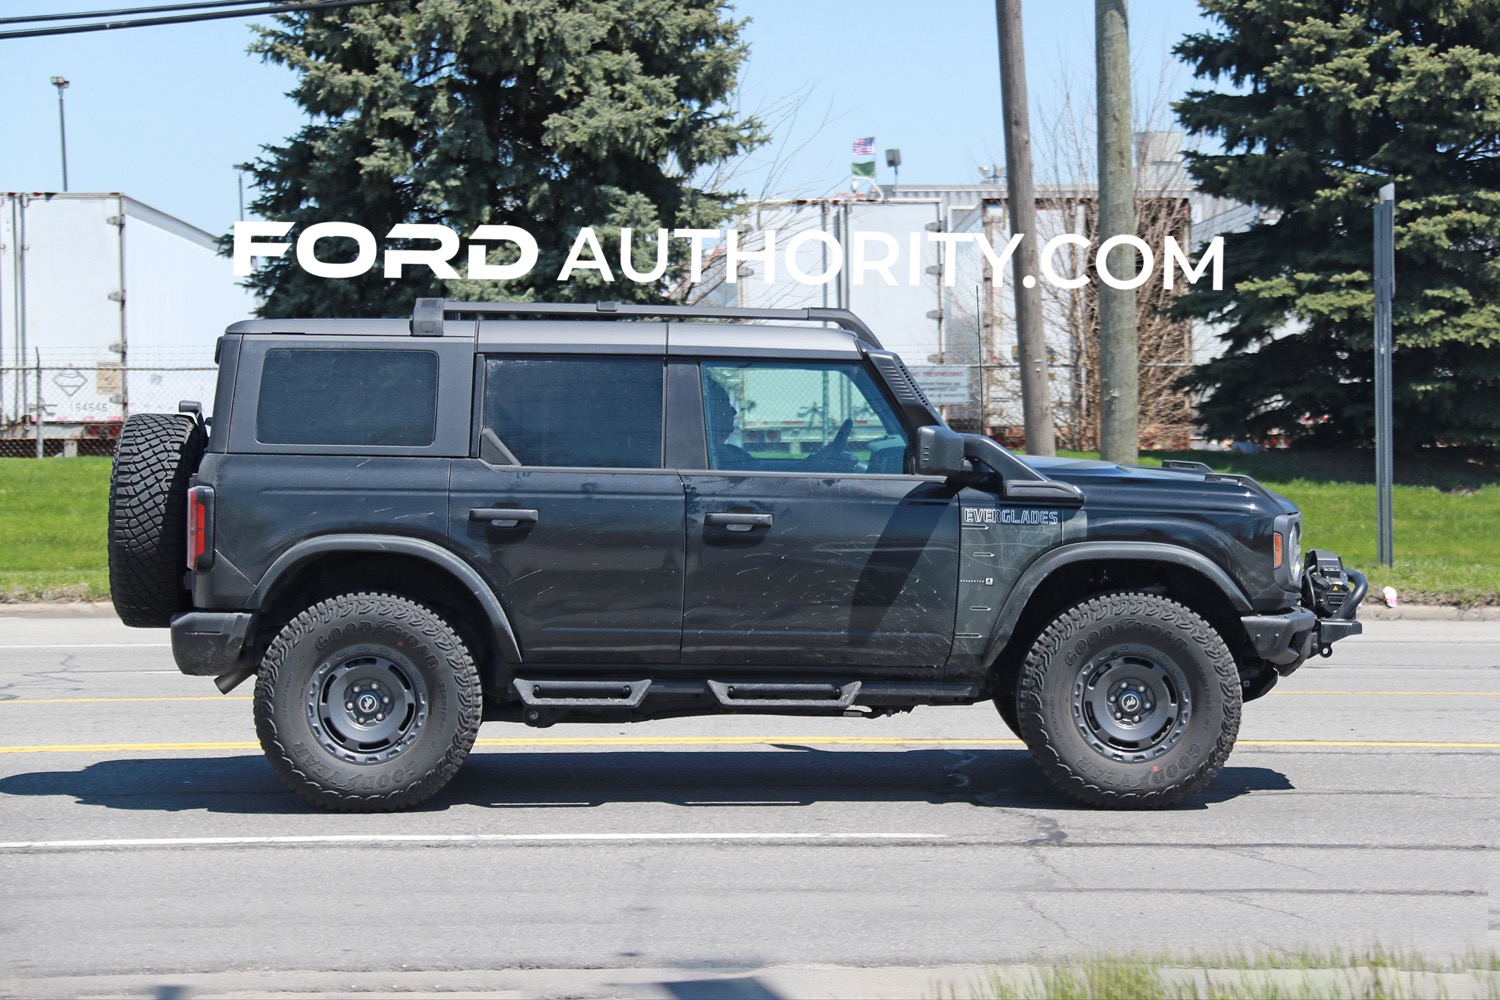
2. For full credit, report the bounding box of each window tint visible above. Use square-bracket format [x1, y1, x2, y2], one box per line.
[256, 349, 437, 447]
[702, 361, 909, 474]
[484, 357, 664, 468]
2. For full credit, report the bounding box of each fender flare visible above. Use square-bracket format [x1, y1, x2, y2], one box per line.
[980, 541, 1254, 665]
[247, 534, 522, 664]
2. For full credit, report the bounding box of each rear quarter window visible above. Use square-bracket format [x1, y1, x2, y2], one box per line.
[256, 348, 438, 447]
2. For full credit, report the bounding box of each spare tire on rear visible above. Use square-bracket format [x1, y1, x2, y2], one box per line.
[108, 412, 207, 627]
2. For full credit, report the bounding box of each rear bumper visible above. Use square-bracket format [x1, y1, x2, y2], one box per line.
[170, 611, 254, 677]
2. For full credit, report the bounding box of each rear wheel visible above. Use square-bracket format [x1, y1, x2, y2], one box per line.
[254, 593, 481, 812]
[1017, 592, 1240, 809]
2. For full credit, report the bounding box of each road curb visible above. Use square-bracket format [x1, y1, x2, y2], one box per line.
[0, 601, 117, 618]
[1359, 603, 1500, 620]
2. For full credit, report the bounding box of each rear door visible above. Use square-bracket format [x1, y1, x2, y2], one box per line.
[448, 336, 683, 665]
[679, 357, 961, 668]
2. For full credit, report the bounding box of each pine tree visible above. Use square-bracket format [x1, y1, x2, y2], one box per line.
[1174, 0, 1500, 447]
[238, 0, 763, 316]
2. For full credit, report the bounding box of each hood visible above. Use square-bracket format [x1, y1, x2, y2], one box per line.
[1017, 455, 1298, 515]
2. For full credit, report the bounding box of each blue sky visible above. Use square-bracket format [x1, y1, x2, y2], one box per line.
[0, 1, 1216, 235]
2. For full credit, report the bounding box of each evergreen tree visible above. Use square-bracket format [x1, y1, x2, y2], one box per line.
[238, 0, 763, 316]
[1174, 0, 1500, 447]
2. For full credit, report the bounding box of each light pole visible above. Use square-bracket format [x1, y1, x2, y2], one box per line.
[50, 76, 70, 192]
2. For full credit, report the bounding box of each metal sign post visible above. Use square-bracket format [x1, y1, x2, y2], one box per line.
[1373, 184, 1395, 568]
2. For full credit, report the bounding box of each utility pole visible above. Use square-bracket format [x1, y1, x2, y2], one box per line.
[51, 77, 70, 192]
[995, 0, 1055, 455]
[1096, 0, 1137, 464]
[1373, 184, 1395, 567]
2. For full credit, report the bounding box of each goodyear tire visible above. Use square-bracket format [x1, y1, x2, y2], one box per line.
[1017, 592, 1241, 809]
[993, 675, 1022, 739]
[254, 593, 481, 812]
[107, 412, 206, 627]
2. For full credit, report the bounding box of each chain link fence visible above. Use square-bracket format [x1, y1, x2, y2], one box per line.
[0, 364, 217, 458]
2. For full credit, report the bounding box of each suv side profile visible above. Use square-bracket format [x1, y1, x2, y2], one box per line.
[107, 300, 1365, 812]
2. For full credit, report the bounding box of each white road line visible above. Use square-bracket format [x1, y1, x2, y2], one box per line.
[0, 832, 945, 851]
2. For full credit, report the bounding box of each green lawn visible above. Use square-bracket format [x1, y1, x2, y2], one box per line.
[1, 451, 1495, 605]
[0, 457, 112, 601]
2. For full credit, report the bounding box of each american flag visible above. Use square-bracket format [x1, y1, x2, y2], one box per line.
[852, 136, 875, 156]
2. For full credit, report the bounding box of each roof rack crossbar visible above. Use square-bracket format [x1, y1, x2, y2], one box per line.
[411, 298, 883, 349]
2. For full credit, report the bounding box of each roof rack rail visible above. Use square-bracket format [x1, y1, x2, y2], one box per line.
[411, 298, 883, 349]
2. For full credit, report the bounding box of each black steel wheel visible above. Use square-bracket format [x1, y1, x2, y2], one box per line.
[254, 593, 481, 812]
[1017, 592, 1241, 809]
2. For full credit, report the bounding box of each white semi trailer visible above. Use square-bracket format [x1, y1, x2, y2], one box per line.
[1, 192, 257, 442]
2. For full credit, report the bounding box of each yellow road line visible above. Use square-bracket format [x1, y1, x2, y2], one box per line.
[1, 736, 1497, 754]
[0, 741, 260, 753]
[1, 696, 252, 705]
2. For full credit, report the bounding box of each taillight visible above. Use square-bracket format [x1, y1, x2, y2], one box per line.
[187, 485, 215, 570]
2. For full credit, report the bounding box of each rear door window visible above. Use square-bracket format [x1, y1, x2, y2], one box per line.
[483, 356, 665, 468]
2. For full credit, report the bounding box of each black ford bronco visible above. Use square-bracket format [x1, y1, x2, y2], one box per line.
[106, 300, 1365, 812]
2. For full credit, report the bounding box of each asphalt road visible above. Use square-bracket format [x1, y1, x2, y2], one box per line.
[0, 610, 1495, 999]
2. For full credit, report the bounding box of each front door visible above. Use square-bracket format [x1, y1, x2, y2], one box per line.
[681, 359, 960, 667]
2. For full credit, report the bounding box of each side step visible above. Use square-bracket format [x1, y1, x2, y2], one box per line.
[707, 680, 861, 710]
[513, 678, 650, 708]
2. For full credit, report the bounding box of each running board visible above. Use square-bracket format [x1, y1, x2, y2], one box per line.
[706, 680, 861, 709]
[513, 678, 650, 708]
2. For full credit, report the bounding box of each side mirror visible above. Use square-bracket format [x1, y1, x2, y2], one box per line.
[914, 425, 966, 477]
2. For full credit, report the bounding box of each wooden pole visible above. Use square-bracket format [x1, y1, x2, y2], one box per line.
[1096, 0, 1139, 464]
[996, 0, 1056, 455]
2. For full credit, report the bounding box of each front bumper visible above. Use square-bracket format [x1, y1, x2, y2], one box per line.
[1240, 568, 1367, 675]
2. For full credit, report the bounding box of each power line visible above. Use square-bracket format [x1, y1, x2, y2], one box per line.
[0, 0, 409, 40]
[0, 1, 273, 28]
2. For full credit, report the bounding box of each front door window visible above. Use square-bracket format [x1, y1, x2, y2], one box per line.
[700, 362, 909, 475]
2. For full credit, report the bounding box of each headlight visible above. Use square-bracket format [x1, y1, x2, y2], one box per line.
[1289, 523, 1302, 585]
[1272, 514, 1302, 590]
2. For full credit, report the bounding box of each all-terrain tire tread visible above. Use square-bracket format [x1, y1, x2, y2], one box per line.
[107, 413, 206, 627]
[253, 593, 481, 813]
[1016, 591, 1241, 810]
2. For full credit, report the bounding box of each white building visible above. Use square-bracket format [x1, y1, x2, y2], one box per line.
[722, 133, 1264, 447]
[1, 192, 256, 444]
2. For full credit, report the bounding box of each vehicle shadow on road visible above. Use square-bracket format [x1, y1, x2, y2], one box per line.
[0, 748, 1291, 814]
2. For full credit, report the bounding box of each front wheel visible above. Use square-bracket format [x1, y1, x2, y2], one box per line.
[254, 593, 481, 812]
[1017, 593, 1241, 809]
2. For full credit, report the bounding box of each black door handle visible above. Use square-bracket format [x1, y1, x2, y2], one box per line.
[705, 512, 773, 531]
[470, 507, 539, 527]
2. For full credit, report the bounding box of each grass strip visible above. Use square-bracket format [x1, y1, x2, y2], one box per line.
[958, 947, 1499, 999]
[0, 457, 111, 601]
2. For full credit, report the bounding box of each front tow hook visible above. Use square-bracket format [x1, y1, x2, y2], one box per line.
[1311, 566, 1367, 656]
